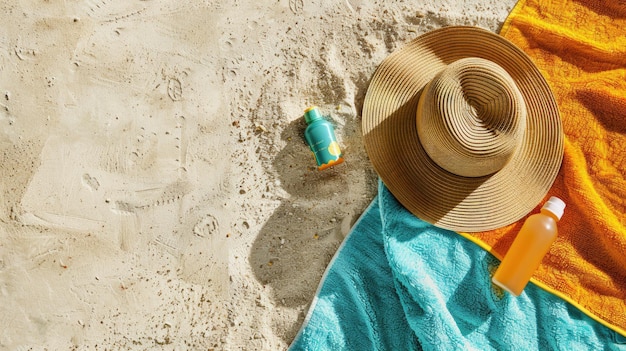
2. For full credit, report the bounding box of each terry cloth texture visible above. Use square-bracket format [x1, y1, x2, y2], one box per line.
[289, 182, 626, 350]
[462, 0, 626, 337]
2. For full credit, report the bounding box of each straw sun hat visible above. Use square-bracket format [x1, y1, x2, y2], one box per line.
[362, 26, 563, 232]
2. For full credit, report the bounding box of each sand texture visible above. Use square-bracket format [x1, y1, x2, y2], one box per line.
[1, 0, 514, 349]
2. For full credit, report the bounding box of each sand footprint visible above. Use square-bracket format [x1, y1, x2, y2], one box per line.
[175, 212, 230, 299]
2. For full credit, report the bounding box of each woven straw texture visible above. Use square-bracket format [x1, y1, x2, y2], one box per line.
[362, 26, 563, 232]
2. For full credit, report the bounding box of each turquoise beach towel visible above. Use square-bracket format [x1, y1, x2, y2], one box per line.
[289, 181, 625, 350]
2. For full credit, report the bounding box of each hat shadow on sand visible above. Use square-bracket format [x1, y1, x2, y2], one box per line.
[248, 112, 375, 341]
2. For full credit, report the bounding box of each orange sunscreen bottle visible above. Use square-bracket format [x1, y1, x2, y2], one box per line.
[492, 196, 566, 296]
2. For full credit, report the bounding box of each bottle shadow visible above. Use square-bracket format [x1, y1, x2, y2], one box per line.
[248, 112, 376, 340]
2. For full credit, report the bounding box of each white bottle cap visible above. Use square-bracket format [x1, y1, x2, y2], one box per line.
[542, 196, 566, 220]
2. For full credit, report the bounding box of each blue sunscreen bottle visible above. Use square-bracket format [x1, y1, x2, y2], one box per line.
[303, 106, 344, 171]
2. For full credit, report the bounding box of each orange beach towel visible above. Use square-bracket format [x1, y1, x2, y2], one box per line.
[461, 0, 626, 337]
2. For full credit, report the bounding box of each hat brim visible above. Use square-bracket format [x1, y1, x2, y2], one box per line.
[362, 26, 563, 232]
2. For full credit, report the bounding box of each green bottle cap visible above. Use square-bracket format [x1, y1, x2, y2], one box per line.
[304, 106, 323, 124]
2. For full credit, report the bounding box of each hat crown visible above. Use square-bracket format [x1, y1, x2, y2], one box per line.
[416, 57, 527, 177]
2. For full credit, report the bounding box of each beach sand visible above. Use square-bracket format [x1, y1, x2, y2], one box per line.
[1, 0, 515, 349]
